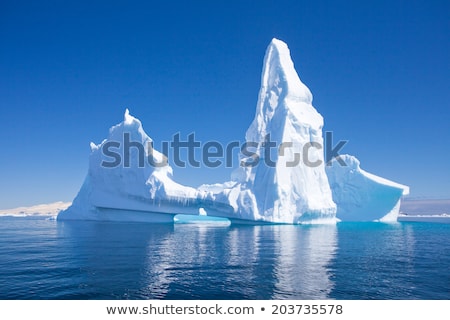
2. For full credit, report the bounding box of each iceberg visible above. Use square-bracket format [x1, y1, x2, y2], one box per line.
[326, 155, 410, 222]
[58, 38, 409, 224]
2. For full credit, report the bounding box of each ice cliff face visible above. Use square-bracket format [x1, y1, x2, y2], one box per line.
[326, 155, 409, 222]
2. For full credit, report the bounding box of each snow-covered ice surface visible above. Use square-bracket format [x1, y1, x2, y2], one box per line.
[398, 199, 450, 223]
[326, 155, 409, 222]
[0, 201, 71, 217]
[58, 38, 410, 224]
[397, 214, 450, 224]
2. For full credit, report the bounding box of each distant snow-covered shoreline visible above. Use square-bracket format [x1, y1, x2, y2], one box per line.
[0, 201, 71, 217]
[398, 213, 450, 224]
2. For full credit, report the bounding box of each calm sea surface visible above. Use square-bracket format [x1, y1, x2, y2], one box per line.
[0, 216, 448, 299]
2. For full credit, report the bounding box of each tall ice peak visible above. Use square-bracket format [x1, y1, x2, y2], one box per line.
[246, 38, 316, 144]
[234, 38, 336, 223]
[263, 38, 312, 102]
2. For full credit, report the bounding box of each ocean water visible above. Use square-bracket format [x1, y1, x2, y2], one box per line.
[0, 216, 448, 300]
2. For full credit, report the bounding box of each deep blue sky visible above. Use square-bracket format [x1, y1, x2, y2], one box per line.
[1, 0, 449, 208]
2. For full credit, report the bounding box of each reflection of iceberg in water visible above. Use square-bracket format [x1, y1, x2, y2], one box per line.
[140, 224, 244, 299]
[141, 224, 337, 299]
[223, 226, 273, 298]
[272, 225, 338, 299]
[57, 221, 338, 299]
